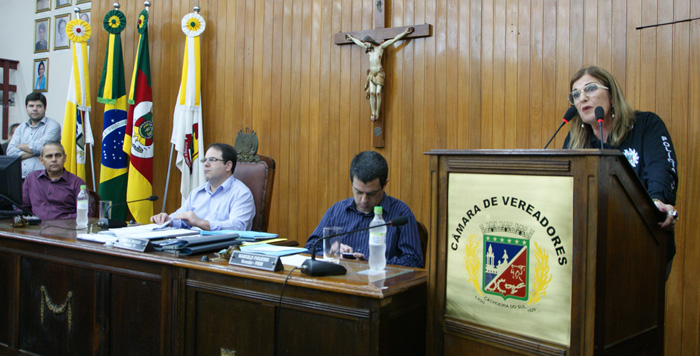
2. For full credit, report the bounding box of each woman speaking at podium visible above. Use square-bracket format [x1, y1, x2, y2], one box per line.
[562, 66, 678, 277]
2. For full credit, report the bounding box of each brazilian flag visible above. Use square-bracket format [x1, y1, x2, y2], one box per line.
[97, 9, 128, 221]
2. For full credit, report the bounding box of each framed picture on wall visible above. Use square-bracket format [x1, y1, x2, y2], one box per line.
[36, 0, 51, 13]
[55, 0, 71, 9]
[54, 14, 70, 50]
[79, 10, 90, 25]
[77, 0, 90, 4]
[34, 18, 50, 53]
[33, 58, 49, 92]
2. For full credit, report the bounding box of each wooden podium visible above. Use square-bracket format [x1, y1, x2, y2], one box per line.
[425, 149, 668, 356]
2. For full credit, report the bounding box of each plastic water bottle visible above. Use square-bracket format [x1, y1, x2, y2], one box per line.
[76, 185, 88, 228]
[368, 206, 387, 270]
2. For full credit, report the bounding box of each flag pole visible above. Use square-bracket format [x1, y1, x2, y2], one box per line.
[162, 144, 175, 212]
[72, 6, 96, 190]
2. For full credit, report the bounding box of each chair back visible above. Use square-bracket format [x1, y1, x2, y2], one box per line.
[88, 190, 100, 218]
[417, 220, 428, 266]
[233, 155, 276, 232]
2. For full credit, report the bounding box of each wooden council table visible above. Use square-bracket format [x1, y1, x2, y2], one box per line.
[0, 219, 426, 356]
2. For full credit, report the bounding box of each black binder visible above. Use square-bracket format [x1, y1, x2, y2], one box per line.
[152, 232, 241, 255]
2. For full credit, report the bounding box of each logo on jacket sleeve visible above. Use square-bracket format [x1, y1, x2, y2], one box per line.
[623, 148, 640, 167]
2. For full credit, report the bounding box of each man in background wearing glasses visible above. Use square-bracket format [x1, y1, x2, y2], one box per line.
[150, 143, 255, 231]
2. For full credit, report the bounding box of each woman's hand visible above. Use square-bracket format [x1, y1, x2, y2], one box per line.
[654, 199, 678, 231]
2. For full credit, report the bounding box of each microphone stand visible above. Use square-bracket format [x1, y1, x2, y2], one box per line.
[301, 218, 406, 277]
[543, 121, 566, 149]
[98, 196, 159, 228]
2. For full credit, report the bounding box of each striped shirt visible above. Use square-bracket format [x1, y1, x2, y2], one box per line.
[5, 117, 61, 178]
[305, 194, 424, 268]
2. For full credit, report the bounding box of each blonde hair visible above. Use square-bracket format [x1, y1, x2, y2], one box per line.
[565, 66, 636, 148]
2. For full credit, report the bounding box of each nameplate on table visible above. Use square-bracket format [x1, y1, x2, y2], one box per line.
[229, 251, 284, 272]
[113, 237, 152, 252]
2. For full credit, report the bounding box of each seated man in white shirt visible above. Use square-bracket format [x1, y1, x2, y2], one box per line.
[150, 143, 255, 231]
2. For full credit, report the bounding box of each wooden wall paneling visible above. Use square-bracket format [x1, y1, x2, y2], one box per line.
[481, 0, 494, 149]
[260, 0, 272, 173]
[433, 0, 447, 151]
[553, 0, 570, 150]
[583, 1, 597, 65]
[80, 1, 700, 353]
[493, 0, 506, 149]
[516, 0, 531, 150]
[268, 0, 283, 233]
[644, 3, 670, 117]
[504, 0, 517, 149]
[306, 0, 321, 235]
[232, 0, 245, 131]
[673, 1, 697, 354]
[569, 1, 584, 73]
[297, 0, 310, 235]
[611, 1, 627, 79]
[468, 0, 482, 150]
[398, 0, 413, 203]
[424, 0, 436, 154]
[455, 0, 468, 149]
[530, 0, 544, 149]
[245, 0, 256, 128]
[210, 0, 225, 145]
[681, 4, 700, 354]
[278, 0, 292, 238]
[315, 0, 331, 223]
[414, 0, 430, 217]
[444, 0, 458, 151]
[348, 0, 363, 154]
[542, 0, 557, 150]
[321, 0, 340, 235]
[626, 1, 641, 108]
[655, 14, 679, 355]
[597, 0, 613, 70]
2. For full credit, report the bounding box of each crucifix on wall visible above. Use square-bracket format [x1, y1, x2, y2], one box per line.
[334, 1, 430, 148]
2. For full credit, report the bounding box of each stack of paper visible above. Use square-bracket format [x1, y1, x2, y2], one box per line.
[100, 224, 199, 240]
[239, 243, 308, 257]
[202, 230, 278, 241]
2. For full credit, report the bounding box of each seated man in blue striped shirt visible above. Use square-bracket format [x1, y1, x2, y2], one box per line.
[305, 151, 424, 267]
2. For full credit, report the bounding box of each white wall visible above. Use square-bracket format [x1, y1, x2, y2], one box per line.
[0, 0, 92, 141]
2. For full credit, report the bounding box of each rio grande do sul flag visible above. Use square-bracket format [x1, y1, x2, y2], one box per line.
[61, 17, 94, 182]
[97, 9, 128, 221]
[123, 9, 154, 223]
[171, 12, 206, 200]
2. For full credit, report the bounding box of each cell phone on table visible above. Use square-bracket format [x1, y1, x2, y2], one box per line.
[342, 253, 356, 260]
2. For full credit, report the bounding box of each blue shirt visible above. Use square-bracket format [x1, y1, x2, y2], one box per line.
[305, 193, 424, 268]
[6, 116, 61, 178]
[170, 175, 256, 231]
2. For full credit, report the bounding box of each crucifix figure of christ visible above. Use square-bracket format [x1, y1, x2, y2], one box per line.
[346, 27, 414, 123]
[334, 1, 430, 147]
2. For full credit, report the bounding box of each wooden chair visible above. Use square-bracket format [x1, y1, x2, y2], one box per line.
[417, 220, 428, 267]
[233, 155, 276, 232]
[88, 190, 100, 218]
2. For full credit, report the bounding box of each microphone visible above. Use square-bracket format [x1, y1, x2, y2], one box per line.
[300, 216, 409, 276]
[543, 106, 578, 149]
[97, 195, 159, 228]
[595, 106, 605, 150]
